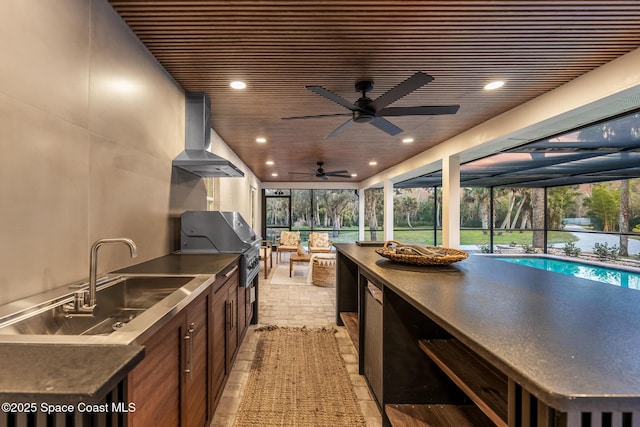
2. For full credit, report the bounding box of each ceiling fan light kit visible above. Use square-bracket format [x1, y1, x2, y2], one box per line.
[282, 71, 460, 139]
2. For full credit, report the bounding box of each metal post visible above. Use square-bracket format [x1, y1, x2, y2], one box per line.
[489, 187, 494, 253]
[543, 187, 548, 253]
[433, 186, 438, 246]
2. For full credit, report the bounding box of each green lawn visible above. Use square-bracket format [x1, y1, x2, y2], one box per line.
[293, 227, 578, 247]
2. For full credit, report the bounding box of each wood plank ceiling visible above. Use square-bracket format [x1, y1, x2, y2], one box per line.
[109, 1, 640, 183]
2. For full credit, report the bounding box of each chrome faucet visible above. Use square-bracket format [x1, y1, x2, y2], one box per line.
[66, 238, 138, 315]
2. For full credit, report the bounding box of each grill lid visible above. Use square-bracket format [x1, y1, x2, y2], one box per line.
[180, 211, 257, 253]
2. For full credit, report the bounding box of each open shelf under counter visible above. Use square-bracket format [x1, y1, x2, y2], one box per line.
[339, 311, 359, 353]
[418, 339, 508, 427]
[385, 403, 495, 427]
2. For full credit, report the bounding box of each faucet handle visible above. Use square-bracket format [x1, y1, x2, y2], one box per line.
[73, 290, 87, 310]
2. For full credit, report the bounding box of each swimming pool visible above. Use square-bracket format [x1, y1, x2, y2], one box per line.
[495, 256, 640, 290]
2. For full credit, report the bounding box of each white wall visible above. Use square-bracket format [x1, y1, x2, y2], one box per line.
[209, 130, 262, 233]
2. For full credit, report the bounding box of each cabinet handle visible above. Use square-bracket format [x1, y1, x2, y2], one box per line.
[225, 265, 239, 278]
[188, 322, 195, 375]
[184, 331, 191, 374]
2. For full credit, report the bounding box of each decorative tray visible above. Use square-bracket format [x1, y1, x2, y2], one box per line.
[375, 240, 468, 266]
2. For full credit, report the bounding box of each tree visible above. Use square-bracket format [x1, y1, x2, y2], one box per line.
[292, 190, 311, 227]
[585, 184, 619, 232]
[461, 188, 490, 230]
[365, 189, 383, 240]
[619, 180, 630, 256]
[316, 190, 356, 237]
[394, 191, 419, 228]
[532, 188, 545, 248]
[578, 113, 640, 253]
[496, 188, 532, 231]
[547, 186, 580, 229]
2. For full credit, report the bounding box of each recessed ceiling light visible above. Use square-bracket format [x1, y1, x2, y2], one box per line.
[271, 173, 278, 177]
[256, 137, 266, 143]
[484, 80, 505, 90]
[351, 173, 358, 177]
[369, 161, 377, 166]
[266, 160, 274, 165]
[230, 81, 246, 90]
[402, 138, 414, 143]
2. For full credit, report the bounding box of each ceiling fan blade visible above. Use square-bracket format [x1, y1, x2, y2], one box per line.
[306, 86, 364, 112]
[320, 175, 329, 181]
[282, 113, 351, 120]
[325, 118, 355, 139]
[324, 170, 349, 175]
[326, 174, 352, 178]
[369, 71, 434, 111]
[377, 105, 460, 116]
[370, 117, 403, 136]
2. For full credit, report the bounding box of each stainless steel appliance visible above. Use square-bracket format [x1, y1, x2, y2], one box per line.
[180, 211, 261, 287]
[364, 280, 383, 405]
[172, 92, 244, 178]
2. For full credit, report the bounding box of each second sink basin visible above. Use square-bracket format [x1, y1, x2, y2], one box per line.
[0, 276, 193, 336]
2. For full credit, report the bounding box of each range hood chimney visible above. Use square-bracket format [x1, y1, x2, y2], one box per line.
[172, 92, 244, 178]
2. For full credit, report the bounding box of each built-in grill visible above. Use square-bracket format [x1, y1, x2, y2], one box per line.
[180, 211, 261, 287]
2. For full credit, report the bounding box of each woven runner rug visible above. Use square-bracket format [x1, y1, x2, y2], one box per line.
[233, 326, 367, 427]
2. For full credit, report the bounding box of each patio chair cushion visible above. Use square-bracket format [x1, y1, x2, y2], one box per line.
[280, 231, 300, 247]
[309, 232, 333, 252]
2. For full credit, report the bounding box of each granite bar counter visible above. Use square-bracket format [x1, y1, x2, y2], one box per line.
[335, 243, 640, 427]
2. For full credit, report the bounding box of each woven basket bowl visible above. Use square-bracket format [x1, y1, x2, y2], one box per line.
[375, 240, 468, 266]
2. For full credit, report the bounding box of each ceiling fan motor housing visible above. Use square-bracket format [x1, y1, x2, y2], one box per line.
[353, 98, 375, 123]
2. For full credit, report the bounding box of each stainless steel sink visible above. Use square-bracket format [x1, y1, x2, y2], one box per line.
[0, 276, 193, 336]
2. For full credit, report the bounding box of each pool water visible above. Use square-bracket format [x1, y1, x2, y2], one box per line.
[495, 257, 640, 290]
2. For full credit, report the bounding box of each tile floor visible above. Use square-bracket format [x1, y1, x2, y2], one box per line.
[210, 256, 382, 427]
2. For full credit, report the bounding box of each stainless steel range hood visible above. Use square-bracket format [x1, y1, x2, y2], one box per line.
[172, 92, 244, 178]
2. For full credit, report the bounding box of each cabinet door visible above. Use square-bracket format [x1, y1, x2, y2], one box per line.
[226, 283, 238, 370]
[211, 281, 228, 405]
[237, 285, 247, 339]
[210, 262, 240, 412]
[128, 311, 185, 427]
[183, 290, 210, 427]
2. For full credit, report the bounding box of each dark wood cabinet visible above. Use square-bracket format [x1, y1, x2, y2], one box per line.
[210, 262, 242, 411]
[127, 259, 245, 427]
[182, 290, 210, 427]
[128, 289, 211, 427]
[127, 310, 184, 427]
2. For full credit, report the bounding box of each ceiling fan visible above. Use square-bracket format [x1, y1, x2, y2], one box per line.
[288, 162, 352, 181]
[282, 71, 459, 139]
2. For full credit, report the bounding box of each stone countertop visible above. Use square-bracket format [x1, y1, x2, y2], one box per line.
[0, 344, 143, 404]
[335, 243, 640, 412]
[113, 253, 239, 275]
[0, 253, 239, 404]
